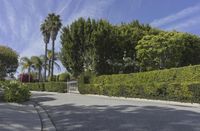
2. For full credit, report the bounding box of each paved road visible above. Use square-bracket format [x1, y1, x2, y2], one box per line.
[31, 91, 200, 131]
[0, 103, 41, 131]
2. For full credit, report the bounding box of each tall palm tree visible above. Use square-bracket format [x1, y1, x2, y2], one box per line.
[46, 13, 62, 79]
[40, 20, 50, 82]
[20, 57, 32, 82]
[31, 56, 43, 81]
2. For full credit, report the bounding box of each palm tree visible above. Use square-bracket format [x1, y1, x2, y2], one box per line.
[20, 57, 33, 82]
[46, 13, 62, 79]
[40, 20, 50, 82]
[31, 56, 43, 81]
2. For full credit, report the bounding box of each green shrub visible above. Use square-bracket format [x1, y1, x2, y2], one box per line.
[0, 81, 10, 89]
[58, 73, 70, 82]
[3, 83, 30, 103]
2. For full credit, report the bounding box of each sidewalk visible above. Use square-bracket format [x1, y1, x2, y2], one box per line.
[0, 102, 41, 131]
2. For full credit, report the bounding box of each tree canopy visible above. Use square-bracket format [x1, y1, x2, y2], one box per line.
[60, 18, 200, 77]
[0, 45, 18, 78]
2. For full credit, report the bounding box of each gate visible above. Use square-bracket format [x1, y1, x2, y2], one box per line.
[67, 81, 79, 93]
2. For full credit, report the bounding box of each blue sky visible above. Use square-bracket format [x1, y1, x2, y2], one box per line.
[1, 0, 200, 74]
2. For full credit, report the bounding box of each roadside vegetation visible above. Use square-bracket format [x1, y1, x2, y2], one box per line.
[79, 65, 200, 103]
[1, 13, 200, 103]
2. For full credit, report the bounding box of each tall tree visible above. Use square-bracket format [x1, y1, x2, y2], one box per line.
[46, 13, 62, 79]
[136, 32, 185, 71]
[0, 45, 18, 79]
[40, 20, 50, 82]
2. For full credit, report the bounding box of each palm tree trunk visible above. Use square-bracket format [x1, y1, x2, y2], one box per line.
[38, 69, 41, 82]
[28, 67, 31, 82]
[51, 40, 55, 80]
[44, 43, 48, 82]
[48, 60, 51, 77]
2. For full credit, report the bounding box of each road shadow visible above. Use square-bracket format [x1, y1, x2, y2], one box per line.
[40, 103, 200, 131]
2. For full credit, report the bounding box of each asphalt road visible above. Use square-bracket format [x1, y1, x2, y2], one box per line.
[31, 91, 200, 131]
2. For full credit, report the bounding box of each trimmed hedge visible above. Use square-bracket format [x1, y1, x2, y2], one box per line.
[45, 82, 67, 93]
[79, 82, 200, 103]
[79, 65, 200, 103]
[26, 83, 45, 91]
[92, 65, 200, 85]
[26, 82, 67, 93]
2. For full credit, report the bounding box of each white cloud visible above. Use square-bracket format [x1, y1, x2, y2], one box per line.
[165, 16, 200, 31]
[151, 3, 200, 27]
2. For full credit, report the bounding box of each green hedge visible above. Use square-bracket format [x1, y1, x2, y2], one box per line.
[26, 83, 45, 91]
[26, 82, 67, 93]
[79, 82, 200, 103]
[92, 65, 200, 85]
[44, 82, 67, 93]
[79, 65, 200, 103]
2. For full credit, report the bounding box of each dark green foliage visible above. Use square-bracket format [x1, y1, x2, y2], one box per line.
[25, 82, 67, 93]
[58, 73, 70, 82]
[60, 18, 159, 76]
[78, 71, 96, 91]
[61, 18, 200, 77]
[0, 46, 18, 79]
[79, 65, 200, 103]
[3, 83, 30, 103]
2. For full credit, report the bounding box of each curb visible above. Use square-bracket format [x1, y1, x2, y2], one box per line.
[84, 94, 200, 107]
[30, 101, 57, 131]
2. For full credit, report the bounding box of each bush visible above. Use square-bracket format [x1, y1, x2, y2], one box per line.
[3, 83, 30, 103]
[0, 81, 11, 89]
[58, 73, 70, 82]
[79, 65, 200, 103]
[25, 82, 67, 93]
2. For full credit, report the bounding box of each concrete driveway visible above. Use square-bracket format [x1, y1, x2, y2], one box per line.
[31, 91, 200, 131]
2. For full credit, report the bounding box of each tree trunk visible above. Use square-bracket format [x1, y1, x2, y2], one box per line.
[51, 40, 55, 80]
[48, 60, 51, 77]
[38, 69, 41, 82]
[44, 43, 48, 82]
[28, 67, 31, 82]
